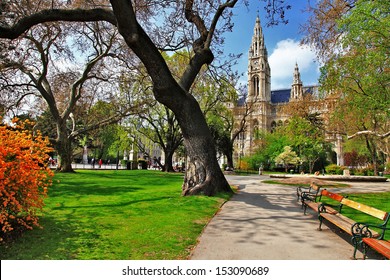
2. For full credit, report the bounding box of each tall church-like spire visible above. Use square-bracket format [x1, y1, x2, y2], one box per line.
[291, 62, 303, 100]
[249, 16, 267, 58]
[247, 16, 271, 102]
[293, 62, 302, 85]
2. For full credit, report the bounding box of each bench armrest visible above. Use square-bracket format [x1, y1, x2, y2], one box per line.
[352, 222, 374, 239]
[352, 222, 390, 240]
[299, 186, 321, 202]
[301, 191, 317, 202]
[297, 186, 311, 196]
[318, 202, 340, 213]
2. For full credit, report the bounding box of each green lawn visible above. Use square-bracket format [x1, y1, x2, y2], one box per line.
[0, 170, 230, 260]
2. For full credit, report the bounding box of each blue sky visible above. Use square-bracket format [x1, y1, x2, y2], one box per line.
[223, 1, 320, 90]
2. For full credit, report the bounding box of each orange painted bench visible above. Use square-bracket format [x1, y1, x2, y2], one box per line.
[351, 208, 390, 259]
[314, 191, 389, 259]
[361, 238, 390, 259]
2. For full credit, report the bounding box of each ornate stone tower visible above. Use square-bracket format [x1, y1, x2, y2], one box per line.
[240, 16, 272, 156]
[290, 62, 303, 100]
[248, 16, 271, 103]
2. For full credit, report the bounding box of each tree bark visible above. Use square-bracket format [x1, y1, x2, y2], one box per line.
[173, 95, 231, 195]
[56, 122, 74, 172]
[108, 0, 232, 195]
[163, 149, 175, 172]
[226, 152, 234, 170]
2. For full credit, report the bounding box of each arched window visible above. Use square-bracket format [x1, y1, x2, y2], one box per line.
[271, 121, 277, 133]
[253, 120, 260, 139]
[252, 76, 260, 96]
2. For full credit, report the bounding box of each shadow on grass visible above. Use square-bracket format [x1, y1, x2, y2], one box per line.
[48, 183, 143, 197]
[0, 216, 82, 260]
[1, 170, 186, 260]
[51, 195, 176, 210]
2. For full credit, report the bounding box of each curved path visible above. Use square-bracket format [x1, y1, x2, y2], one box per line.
[190, 175, 390, 260]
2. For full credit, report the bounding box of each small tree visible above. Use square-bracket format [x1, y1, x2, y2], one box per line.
[274, 146, 300, 173]
[0, 118, 53, 241]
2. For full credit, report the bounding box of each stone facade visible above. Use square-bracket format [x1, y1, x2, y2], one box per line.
[232, 16, 343, 166]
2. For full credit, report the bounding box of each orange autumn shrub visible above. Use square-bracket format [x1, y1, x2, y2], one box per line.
[0, 118, 54, 241]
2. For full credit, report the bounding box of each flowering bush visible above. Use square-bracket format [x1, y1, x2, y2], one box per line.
[0, 118, 54, 241]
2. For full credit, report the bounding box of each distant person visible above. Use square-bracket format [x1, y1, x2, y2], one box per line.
[99, 158, 103, 168]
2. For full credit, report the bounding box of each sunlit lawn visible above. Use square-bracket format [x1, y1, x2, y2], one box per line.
[0, 170, 230, 260]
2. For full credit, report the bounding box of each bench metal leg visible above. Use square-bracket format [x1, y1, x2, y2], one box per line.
[318, 215, 323, 231]
[362, 243, 368, 260]
[351, 236, 360, 260]
[303, 204, 308, 215]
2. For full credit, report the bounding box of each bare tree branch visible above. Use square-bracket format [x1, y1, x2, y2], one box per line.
[347, 130, 390, 140]
[0, 8, 116, 39]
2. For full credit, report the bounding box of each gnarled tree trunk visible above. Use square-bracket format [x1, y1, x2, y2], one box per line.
[56, 122, 74, 172]
[169, 93, 232, 196]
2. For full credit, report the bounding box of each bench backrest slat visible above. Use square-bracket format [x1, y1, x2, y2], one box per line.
[321, 189, 344, 202]
[340, 198, 388, 221]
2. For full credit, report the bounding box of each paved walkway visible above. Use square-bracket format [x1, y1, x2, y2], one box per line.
[190, 175, 390, 260]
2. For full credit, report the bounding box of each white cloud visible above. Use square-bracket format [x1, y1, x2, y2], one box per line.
[268, 39, 318, 89]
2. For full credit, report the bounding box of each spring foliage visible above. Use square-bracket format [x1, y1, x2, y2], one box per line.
[0, 118, 54, 241]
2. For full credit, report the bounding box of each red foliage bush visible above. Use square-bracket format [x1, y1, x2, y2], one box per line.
[0, 118, 54, 241]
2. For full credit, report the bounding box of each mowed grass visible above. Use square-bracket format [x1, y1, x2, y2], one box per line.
[0, 170, 230, 260]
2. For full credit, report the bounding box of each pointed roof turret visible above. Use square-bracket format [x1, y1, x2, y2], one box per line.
[291, 62, 303, 100]
[293, 62, 302, 85]
[249, 15, 267, 58]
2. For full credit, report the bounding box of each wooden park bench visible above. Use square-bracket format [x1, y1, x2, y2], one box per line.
[351, 214, 390, 259]
[299, 185, 341, 215]
[315, 191, 389, 259]
[297, 183, 322, 214]
[360, 238, 390, 259]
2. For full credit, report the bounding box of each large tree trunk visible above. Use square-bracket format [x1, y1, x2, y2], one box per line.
[173, 95, 232, 196]
[226, 152, 234, 170]
[365, 136, 379, 175]
[224, 139, 234, 169]
[163, 149, 175, 172]
[109, 0, 233, 196]
[56, 123, 74, 172]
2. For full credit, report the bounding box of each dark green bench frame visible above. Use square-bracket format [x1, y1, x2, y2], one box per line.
[297, 183, 322, 214]
[316, 191, 389, 259]
[351, 214, 390, 259]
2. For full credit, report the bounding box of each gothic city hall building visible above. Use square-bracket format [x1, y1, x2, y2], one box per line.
[231, 16, 344, 167]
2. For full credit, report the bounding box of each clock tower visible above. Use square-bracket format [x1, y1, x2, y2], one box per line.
[248, 16, 271, 103]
